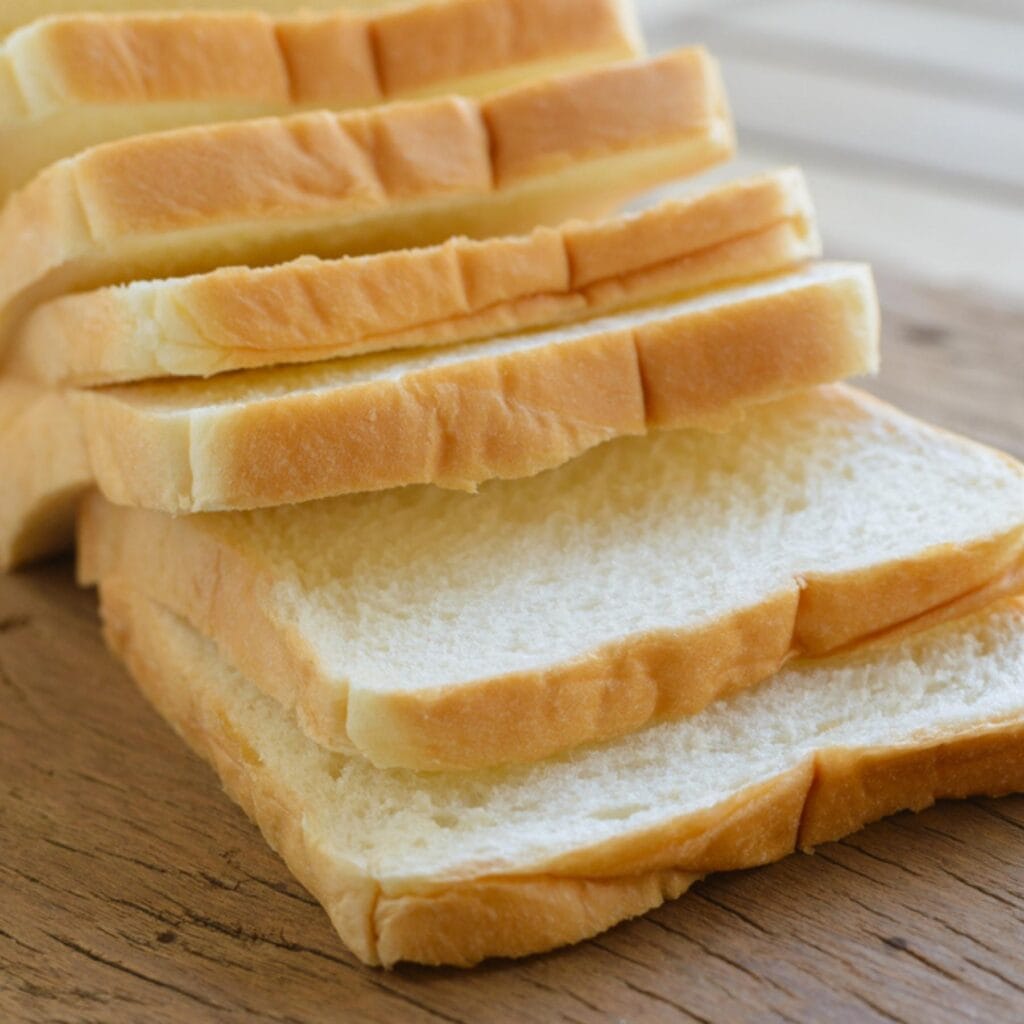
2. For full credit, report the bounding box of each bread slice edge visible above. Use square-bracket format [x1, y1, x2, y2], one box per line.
[99, 583, 1024, 967]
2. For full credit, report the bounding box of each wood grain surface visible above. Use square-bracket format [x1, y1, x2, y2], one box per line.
[2, 1, 1023, 1021]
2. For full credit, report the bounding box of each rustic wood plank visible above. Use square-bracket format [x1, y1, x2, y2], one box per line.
[862, 270, 1024, 461]
[2, 264, 1022, 1022]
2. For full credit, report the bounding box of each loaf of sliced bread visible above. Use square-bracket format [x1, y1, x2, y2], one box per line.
[0, 0, 640, 197]
[70, 263, 877, 512]
[9, 168, 817, 386]
[99, 584, 1024, 967]
[0, 48, 732, 348]
[79, 387, 1024, 771]
[0, 380, 90, 570]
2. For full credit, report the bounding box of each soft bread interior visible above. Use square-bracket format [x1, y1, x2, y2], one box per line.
[78, 387, 1024, 772]
[146, 388, 1024, 695]
[101, 583, 1024, 908]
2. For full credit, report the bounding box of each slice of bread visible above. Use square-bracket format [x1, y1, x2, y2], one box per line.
[0, 48, 732, 349]
[0, 379, 90, 570]
[9, 168, 818, 387]
[79, 387, 1024, 771]
[1, 2, 417, 40]
[0, 0, 641, 197]
[70, 263, 877, 512]
[99, 584, 1024, 967]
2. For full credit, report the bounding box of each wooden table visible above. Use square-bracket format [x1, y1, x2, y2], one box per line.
[3, 2, 1023, 1021]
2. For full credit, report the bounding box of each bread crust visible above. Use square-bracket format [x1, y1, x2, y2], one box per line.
[77, 387, 1024, 772]
[0, 380, 90, 570]
[99, 584, 1024, 967]
[0, 1, 638, 197]
[0, 2, 412, 39]
[9, 168, 818, 386]
[0, 48, 732, 348]
[4, 1, 633, 110]
[69, 265, 879, 513]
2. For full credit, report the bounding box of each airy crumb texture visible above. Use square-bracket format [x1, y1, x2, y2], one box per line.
[207, 388, 1024, 690]
[80, 387, 1024, 770]
[101, 584, 1024, 965]
[9, 168, 817, 386]
[0, 48, 731, 348]
[0, 0, 638, 196]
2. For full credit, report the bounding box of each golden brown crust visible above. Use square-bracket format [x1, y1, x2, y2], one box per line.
[346, 593, 801, 770]
[0, 1, 638, 197]
[73, 325, 646, 511]
[371, 870, 699, 968]
[485, 48, 726, 186]
[0, 2, 407, 40]
[639, 259, 878, 429]
[797, 533, 1024, 654]
[76, 386, 1024, 773]
[69, 265, 878, 514]
[9, 168, 817, 387]
[4, 1, 633, 111]
[98, 584, 1024, 967]
[0, 380, 90, 570]
[371, 0, 639, 99]
[800, 719, 1024, 849]
[0, 48, 732, 348]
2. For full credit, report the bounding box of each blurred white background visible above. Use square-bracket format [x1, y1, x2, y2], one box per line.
[634, 0, 1024, 296]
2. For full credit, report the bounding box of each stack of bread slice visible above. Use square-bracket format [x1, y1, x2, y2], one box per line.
[2, 0, 1022, 968]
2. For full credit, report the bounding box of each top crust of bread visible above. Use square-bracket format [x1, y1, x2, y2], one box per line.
[2, 1, 636, 111]
[0, 2, 416, 39]
[0, 48, 732, 349]
[0, 0, 640, 196]
[8, 168, 818, 386]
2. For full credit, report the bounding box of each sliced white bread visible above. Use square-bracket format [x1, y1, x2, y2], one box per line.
[70, 263, 877, 513]
[8, 168, 818, 387]
[0, 48, 732, 349]
[99, 584, 1024, 967]
[0, 379, 90, 570]
[0, 261, 865, 570]
[0, 0, 641, 198]
[79, 387, 1024, 771]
